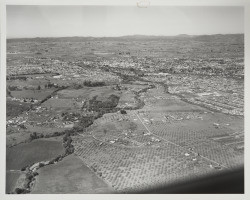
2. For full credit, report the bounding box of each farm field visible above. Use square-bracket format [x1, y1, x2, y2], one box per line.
[72, 89, 243, 192]
[6, 34, 244, 193]
[11, 89, 56, 101]
[31, 154, 114, 194]
[6, 100, 31, 119]
[6, 138, 64, 170]
[6, 171, 22, 194]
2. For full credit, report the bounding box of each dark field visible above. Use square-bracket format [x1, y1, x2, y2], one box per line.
[6, 139, 64, 170]
[6, 171, 22, 194]
[7, 100, 31, 119]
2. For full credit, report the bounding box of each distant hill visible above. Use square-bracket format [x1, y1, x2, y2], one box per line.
[7, 34, 244, 43]
[120, 34, 243, 41]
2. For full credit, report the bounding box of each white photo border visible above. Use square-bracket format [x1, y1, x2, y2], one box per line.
[0, 0, 249, 200]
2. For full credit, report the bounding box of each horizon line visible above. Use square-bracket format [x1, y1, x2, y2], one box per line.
[7, 33, 244, 40]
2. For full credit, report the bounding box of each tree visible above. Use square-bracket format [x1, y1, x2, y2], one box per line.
[120, 109, 127, 114]
[30, 132, 37, 140]
[15, 188, 25, 194]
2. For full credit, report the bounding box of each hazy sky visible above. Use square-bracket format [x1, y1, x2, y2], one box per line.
[7, 6, 244, 38]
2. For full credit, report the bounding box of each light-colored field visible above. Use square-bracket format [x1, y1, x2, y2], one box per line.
[117, 91, 137, 108]
[42, 98, 76, 109]
[6, 128, 32, 147]
[32, 154, 114, 194]
[57, 86, 120, 100]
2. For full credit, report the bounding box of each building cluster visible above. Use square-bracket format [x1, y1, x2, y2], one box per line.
[166, 75, 244, 115]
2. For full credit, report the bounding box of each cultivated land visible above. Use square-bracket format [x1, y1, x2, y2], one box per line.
[31, 154, 113, 194]
[6, 34, 244, 193]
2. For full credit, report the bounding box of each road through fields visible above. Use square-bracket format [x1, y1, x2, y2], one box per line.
[134, 111, 229, 169]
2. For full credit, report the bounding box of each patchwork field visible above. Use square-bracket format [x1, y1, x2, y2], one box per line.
[66, 84, 243, 192]
[72, 111, 243, 192]
[6, 34, 244, 194]
[73, 135, 216, 192]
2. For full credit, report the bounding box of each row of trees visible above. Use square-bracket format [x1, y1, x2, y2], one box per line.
[62, 133, 74, 155]
[83, 80, 106, 87]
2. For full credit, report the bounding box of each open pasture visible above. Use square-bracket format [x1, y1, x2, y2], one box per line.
[11, 89, 55, 101]
[6, 128, 32, 147]
[6, 100, 31, 119]
[31, 154, 113, 194]
[6, 171, 22, 194]
[117, 91, 137, 108]
[6, 138, 64, 170]
[57, 86, 120, 100]
[56, 86, 121, 110]
[122, 83, 150, 92]
[42, 98, 76, 109]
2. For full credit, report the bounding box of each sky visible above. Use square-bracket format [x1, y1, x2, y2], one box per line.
[7, 6, 244, 38]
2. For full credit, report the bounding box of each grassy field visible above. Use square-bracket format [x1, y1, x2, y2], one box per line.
[117, 90, 137, 108]
[11, 89, 55, 101]
[6, 138, 64, 170]
[6, 100, 31, 119]
[42, 98, 76, 109]
[57, 86, 120, 99]
[6, 171, 22, 193]
[31, 154, 114, 194]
